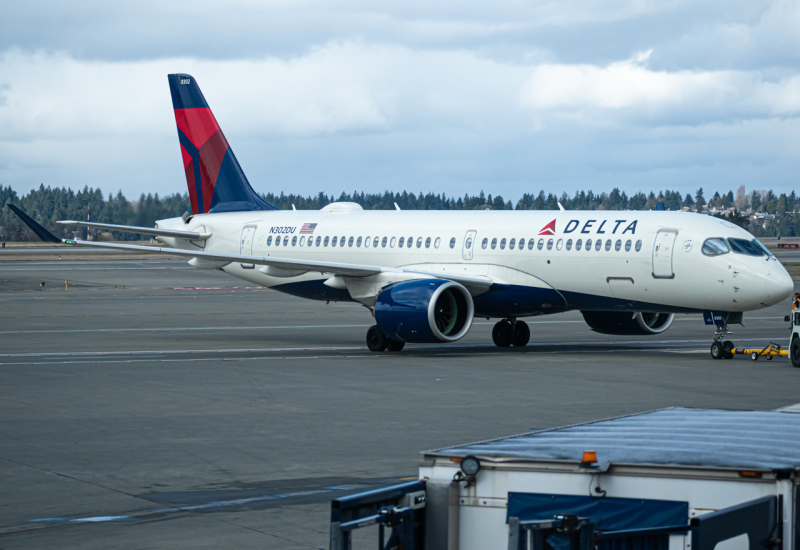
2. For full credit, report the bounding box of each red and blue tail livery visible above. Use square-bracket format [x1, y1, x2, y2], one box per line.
[168, 74, 277, 214]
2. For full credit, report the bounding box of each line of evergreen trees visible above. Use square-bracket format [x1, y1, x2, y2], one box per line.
[1, 184, 798, 242]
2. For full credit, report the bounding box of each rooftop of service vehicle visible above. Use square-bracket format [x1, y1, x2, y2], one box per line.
[426, 407, 800, 471]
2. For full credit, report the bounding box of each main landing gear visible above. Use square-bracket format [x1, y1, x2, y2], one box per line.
[710, 323, 735, 360]
[366, 325, 405, 352]
[491, 318, 530, 348]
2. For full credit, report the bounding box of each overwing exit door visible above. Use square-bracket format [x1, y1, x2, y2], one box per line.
[240, 226, 256, 269]
[462, 230, 477, 260]
[652, 230, 677, 278]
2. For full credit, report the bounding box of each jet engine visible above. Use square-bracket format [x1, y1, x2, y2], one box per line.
[375, 279, 474, 343]
[581, 311, 675, 335]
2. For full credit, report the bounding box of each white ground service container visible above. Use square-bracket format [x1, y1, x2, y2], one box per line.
[415, 407, 800, 550]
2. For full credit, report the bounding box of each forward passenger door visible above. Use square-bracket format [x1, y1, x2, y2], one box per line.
[652, 230, 677, 278]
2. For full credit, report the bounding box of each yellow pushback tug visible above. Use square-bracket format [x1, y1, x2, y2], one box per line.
[734, 292, 799, 363]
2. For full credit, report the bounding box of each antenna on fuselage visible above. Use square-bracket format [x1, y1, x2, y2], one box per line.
[394, 203, 401, 211]
[557, 202, 565, 211]
[292, 204, 296, 211]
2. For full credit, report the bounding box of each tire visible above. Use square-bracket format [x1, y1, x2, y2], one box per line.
[791, 337, 800, 368]
[366, 325, 387, 352]
[766, 355, 773, 361]
[710, 341, 724, 360]
[751, 352, 758, 361]
[492, 320, 514, 347]
[512, 321, 530, 347]
[723, 340, 735, 359]
[386, 339, 406, 352]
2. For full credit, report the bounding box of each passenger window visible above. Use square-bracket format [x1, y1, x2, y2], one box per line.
[416, 237, 423, 248]
[702, 238, 729, 256]
[528, 239, 534, 250]
[324, 236, 330, 247]
[466, 237, 473, 249]
[585, 238, 592, 251]
[356, 236, 362, 247]
[537, 239, 544, 250]
[399, 237, 405, 247]
[292, 236, 297, 246]
[381, 237, 388, 248]
[407, 237, 413, 248]
[547, 238, 553, 250]
[308, 237, 313, 247]
[566, 239, 572, 251]
[482, 238, 488, 249]
[576, 239, 582, 251]
[635, 239, 642, 252]
[434, 237, 440, 248]
[624, 239, 631, 251]
[300, 236, 305, 246]
[275, 236, 281, 246]
[449, 237, 456, 249]
[595, 239, 602, 251]
[390, 237, 396, 248]
[348, 236, 354, 247]
[374, 237, 380, 248]
[315, 236, 322, 246]
[491, 238, 497, 249]
[500, 238, 506, 250]
[605, 239, 612, 251]
[556, 239, 563, 250]
[284, 236, 289, 246]
[365, 236, 371, 248]
[332, 236, 338, 247]
[519, 238, 525, 250]
[267, 236, 273, 246]
[340, 236, 345, 247]
[425, 237, 431, 248]
[615, 239, 621, 251]
[509, 238, 515, 250]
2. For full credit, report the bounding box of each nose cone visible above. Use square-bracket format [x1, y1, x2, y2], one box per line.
[764, 265, 794, 305]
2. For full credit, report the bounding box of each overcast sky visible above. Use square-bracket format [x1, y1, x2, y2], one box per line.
[1, 0, 798, 203]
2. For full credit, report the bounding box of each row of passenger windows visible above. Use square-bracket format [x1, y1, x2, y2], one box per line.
[263, 235, 455, 249]
[479, 237, 643, 252]
[260, 233, 643, 253]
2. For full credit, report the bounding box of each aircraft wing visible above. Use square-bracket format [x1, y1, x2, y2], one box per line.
[9, 204, 492, 286]
[57, 220, 212, 240]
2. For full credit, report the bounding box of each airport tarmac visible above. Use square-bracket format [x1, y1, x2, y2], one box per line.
[1, 259, 800, 549]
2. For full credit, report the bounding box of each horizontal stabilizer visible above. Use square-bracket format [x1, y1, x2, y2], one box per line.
[57, 221, 211, 240]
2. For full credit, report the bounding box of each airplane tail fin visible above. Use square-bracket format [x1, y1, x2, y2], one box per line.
[167, 74, 278, 214]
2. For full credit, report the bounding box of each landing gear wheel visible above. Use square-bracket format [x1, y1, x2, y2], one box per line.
[791, 337, 800, 368]
[366, 325, 387, 352]
[492, 320, 514, 347]
[723, 340, 735, 359]
[766, 355, 773, 361]
[710, 341, 724, 360]
[751, 352, 759, 361]
[512, 321, 530, 347]
[386, 339, 405, 352]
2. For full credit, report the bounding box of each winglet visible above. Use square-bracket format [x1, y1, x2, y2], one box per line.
[7, 204, 63, 243]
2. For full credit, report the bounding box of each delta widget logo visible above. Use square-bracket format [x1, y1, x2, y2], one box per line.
[538, 220, 556, 235]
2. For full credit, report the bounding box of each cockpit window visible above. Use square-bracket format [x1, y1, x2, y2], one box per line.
[728, 238, 765, 256]
[752, 238, 774, 258]
[702, 238, 729, 256]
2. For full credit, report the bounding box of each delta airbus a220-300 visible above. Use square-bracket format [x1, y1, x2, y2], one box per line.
[11, 74, 794, 359]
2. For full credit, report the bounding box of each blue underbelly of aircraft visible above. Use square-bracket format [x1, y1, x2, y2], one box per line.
[270, 279, 703, 315]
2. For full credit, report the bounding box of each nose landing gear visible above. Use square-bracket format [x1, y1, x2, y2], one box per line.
[710, 323, 735, 360]
[491, 318, 530, 347]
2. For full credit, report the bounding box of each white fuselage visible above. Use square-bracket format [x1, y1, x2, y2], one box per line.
[158, 208, 793, 318]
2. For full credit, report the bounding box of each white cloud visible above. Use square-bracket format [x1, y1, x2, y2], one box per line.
[521, 51, 800, 124]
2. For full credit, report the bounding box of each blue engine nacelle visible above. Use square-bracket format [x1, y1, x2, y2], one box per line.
[375, 279, 474, 343]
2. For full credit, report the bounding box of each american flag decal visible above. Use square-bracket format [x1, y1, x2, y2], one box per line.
[300, 223, 318, 234]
